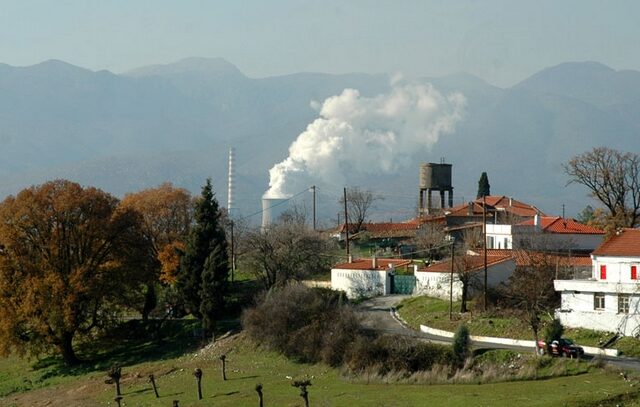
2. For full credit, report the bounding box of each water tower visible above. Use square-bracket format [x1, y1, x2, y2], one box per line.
[418, 161, 453, 216]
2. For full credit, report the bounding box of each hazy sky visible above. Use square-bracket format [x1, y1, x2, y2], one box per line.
[2, 0, 638, 86]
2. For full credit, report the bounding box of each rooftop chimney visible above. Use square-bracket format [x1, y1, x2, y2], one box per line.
[372, 255, 378, 268]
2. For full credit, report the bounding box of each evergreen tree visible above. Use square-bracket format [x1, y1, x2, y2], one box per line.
[477, 172, 490, 199]
[177, 179, 228, 338]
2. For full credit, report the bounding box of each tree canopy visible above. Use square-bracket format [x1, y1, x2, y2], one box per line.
[242, 222, 333, 290]
[339, 187, 382, 233]
[120, 182, 193, 287]
[476, 172, 490, 199]
[176, 179, 228, 339]
[564, 147, 640, 228]
[0, 180, 147, 365]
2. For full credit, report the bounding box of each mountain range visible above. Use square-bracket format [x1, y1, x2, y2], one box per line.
[1, 57, 639, 224]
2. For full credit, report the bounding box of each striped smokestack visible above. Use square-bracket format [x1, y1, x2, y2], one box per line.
[227, 147, 235, 217]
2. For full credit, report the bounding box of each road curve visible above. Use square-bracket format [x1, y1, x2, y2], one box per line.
[356, 295, 640, 371]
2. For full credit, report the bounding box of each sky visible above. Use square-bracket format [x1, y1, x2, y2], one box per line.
[1, 0, 639, 87]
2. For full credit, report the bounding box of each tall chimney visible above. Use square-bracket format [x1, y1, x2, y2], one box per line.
[372, 255, 378, 268]
[227, 148, 235, 217]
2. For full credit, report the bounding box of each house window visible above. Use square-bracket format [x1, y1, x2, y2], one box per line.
[504, 238, 509, 249]
[632, 266, 638, 280]
[600, 265, 607, 280]
[487, 236, 495, 249]
[618, 295, 630, 314]
[594, 293, 605, 310]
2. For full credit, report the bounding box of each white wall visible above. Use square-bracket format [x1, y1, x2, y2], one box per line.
[592, 255, 640, 282]
[331, 268, 391, 299]
[486, 224, 513, 249]
[414, 259, 515, 300]
[555, 277, 640, 336]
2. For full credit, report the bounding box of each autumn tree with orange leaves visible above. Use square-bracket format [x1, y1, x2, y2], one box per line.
[0, 180, 148, 365]
[120, 183, 193, 319]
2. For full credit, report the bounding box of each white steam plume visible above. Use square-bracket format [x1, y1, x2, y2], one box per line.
[264, 83, 465, 198]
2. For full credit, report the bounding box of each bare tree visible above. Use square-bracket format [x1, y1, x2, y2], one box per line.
[339, 187, 382, 232]
[564, 147, 640, 228]
[241, 223, 335, 290]
[504, 251, 558, 353]
[413, 222, 448, 261]
[454, 254, 481, 313]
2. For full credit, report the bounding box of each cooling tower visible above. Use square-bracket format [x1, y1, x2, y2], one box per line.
[261, 197, 289, 229]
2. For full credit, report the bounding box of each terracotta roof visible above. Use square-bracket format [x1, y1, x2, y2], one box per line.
[484, 249, 592, 267]
[338, 222, 418, 234]
[592, 228, 640, 257]
[481, 195, 545, 217]
[518, 217, 604, 235]
[419, 253, 512, 273]
[332, 258, 412, 271]
[418, 195, 544, 221]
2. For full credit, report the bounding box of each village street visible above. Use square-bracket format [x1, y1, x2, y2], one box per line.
[357, 295, 640, 372]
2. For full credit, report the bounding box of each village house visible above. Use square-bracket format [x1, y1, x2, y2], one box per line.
[414, 252, 515, 300]
[554, 228, 640, 336]
[486, 215, 605, 253]
[330, 257, 413, 298]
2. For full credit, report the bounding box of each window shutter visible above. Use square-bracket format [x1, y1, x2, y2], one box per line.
[632, 266, 638, 280]
[600, 265, 607, 280]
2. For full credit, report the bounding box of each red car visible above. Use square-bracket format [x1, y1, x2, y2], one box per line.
[537, 338, 584, 358]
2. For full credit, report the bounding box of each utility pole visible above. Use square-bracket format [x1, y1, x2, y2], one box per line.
[311, 185, 316, 231]
[449, 240, 455, 320]
[343, 187, 350, 259]
[230, 220, 235, 282]
[483, 195, 488, 311]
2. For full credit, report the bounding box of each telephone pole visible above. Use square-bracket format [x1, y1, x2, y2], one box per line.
[483, 195, 488, 311]
[343, 187, 350, 258]
[311, 185, 316, 231]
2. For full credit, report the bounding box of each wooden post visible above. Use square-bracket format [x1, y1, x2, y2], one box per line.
[149, 374, 159, 398]
[483, 195, 488, 311]
[193, 368, 203, 400]
[114, 396, 123, 407]
[449, 241, 455, 320]
[230, 220, 235, 282]
[220, 355, 227, 380]
[108, 364, 122, 397]
[255, 383, 264, 407]
[343, 187, 350, 258]
[312, 185, 316, 231]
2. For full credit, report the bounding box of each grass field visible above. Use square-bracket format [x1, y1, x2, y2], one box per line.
[2, 331, 640, 407]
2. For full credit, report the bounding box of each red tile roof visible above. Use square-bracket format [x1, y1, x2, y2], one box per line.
[592, 229, 640, 257]
[484, 249, 592, 267]
[419, 253, 512, 273]
[417, 195, 544, 221]
[332, 258, 412, 271]
[518, 217, 604, 234]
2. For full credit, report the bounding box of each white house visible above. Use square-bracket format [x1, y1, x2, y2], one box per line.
[414, 253, 515, 300]
[486, 216, 605, 252]
[331, 258, 411, 298]
[554, 228, 640, 336]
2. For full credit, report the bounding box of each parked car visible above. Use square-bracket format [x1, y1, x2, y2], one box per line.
[537, 338, 584, 358]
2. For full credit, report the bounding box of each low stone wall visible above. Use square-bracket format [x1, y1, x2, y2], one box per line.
[419, 325, 619, 357]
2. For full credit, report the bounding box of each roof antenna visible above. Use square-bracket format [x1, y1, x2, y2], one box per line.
[562, 204, 565, 219]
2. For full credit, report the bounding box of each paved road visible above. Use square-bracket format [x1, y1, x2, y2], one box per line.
[357, 295, 640, 371]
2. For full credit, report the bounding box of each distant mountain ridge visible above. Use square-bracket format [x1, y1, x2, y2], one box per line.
[0, 58, 639, 221]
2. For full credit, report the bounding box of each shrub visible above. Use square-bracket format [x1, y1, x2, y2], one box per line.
[345, 334, 452, 375]
[453, 325, 471, 367]
[241, 284, 360, 366]
[544, 318, 564, 347]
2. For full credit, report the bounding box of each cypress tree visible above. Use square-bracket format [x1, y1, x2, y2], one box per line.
[477, 172, 491, 199]
[177, 179, 229, 338]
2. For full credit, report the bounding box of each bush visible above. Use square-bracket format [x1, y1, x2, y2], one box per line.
[345, 334, 452, 375]
[241, 284, 359, 366]
[453, 325, 471, 367]
[544, 318, 564, 346]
